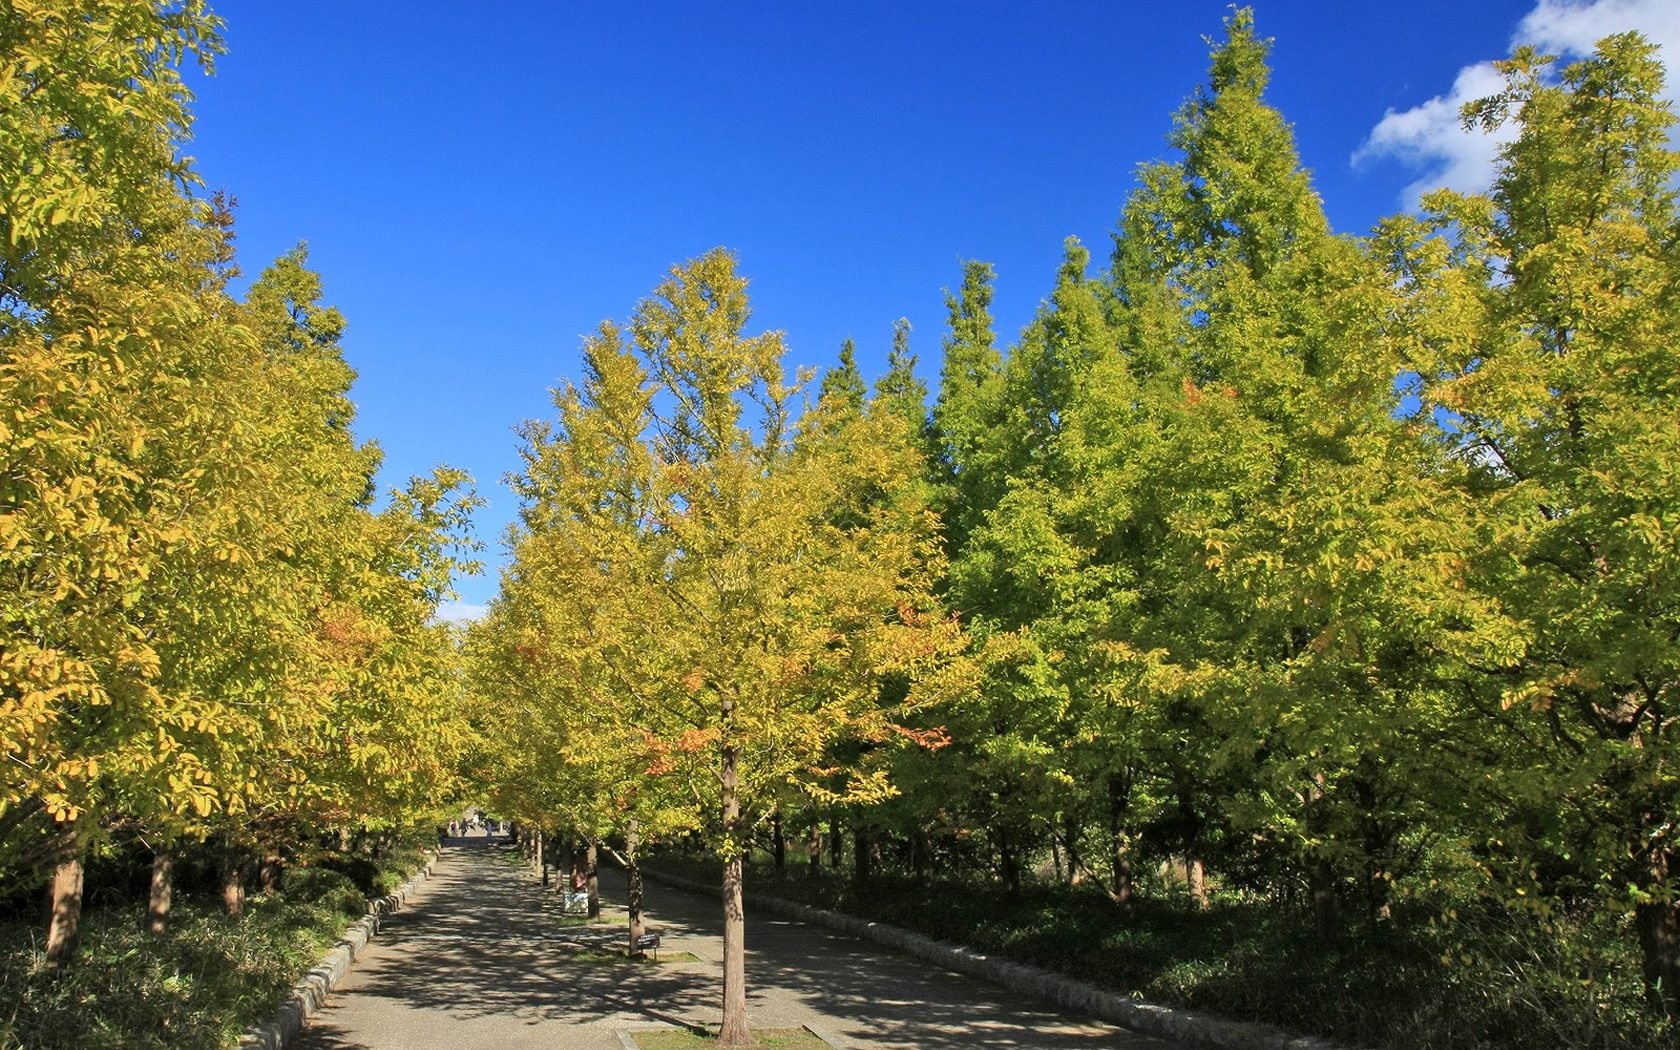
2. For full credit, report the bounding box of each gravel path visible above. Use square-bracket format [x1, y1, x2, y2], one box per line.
[294, 832, 1179, 1049]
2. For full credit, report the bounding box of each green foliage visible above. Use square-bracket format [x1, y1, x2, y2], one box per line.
[475, 249, 963, 847]
[897, 4, 1680, 1034]
[0, 1, 477, 963]
[653, 853, 1674, 1049]
[0, 837, 428, 1050]
[9, 1, 1679, 1042]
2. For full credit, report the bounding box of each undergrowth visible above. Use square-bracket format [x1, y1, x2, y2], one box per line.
[646, 854, 1674, 1050]
[0, 829, 434, 1050]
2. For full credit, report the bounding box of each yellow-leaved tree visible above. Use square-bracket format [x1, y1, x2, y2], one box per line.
[2, 1, 479, 959]
[487, 249, 962, 1044]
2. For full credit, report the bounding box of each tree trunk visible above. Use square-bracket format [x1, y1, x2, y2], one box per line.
[586, 839, 600, 918]
[258, 851, 283, 893]
[536, 829, 546, 885]
[1636, 900, 1680, 1019]
[1303, 770, 1337, 938]
[828, 815, 841, 869]
[1310, 856, 1339, 944]
[806, 820, 821, 876]
[1355, 771, 1393, 921]
[718, 707, 751, 1047]
[44, 849, 85, 967]
[625, 819, 645, 958]
[998, 831, 1021, 897]
[912, 828, 932, 880]
[223, 852, 246, 917]
[720, 848, 752, 1044]
[1187, 856, 1206, 910]
[1635, 844, 1679, 1019]
[853, 825, 872, 884]
[1063, 813, 1084, 886]
[147, 849, 174, 935]
[771, 809, 785, 874]
[1108, 774, 1135, 915]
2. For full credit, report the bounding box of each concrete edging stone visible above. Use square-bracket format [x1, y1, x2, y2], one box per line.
[639, 867, 1358, 1050]
[237, 851, 439, 1050]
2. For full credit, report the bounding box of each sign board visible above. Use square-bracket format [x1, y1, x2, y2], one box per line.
[635, 932, 661, 951]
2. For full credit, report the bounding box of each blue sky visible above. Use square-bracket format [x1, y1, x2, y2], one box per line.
[181, 1, 1679, 614]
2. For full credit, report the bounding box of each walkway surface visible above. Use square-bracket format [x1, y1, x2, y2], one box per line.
[295, 831, 1180, 1049]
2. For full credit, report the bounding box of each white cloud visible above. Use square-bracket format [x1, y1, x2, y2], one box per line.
[1356, 0, 1680, 208]
[1355, 61, 1513, 205]
[436, 600, 489, 625]
[1517, 0, 1680, 59]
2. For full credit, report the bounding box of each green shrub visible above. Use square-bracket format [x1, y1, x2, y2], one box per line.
[285, 866, 367, 918]
[644, 853, 1675, 1050]
[0, 835, 432, 1050]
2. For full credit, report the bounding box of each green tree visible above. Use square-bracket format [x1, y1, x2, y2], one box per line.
[1402, 32, 1680, 1013]
[818, 338, 867, 412]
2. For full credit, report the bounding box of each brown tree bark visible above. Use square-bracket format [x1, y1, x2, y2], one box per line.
[1108, 773, 1135, 915]
[586, 839, 600, 918]
[828, 815, 841, 869]
[998, 831, 1021, 897]
[718, 706, 751, 1047]
[44, 849, 85, 967]
[222, 851, 246, 917]
[1309, 857, 1339, 944]
[625, 819, 645, 959]
[720, 849, 751, 1045]
[1303, 770, 1337, 939]
[147, 849, 174, 935]
[806, 820, 821, 876]
[1635, 844, 1679, 1019]
[1063, 813, 1084, 886]
[1354, 771, 1393, 921]
[258, 851, 284, 893]
[1187, 856, 1206, 910]
[852, 825, 872, 883]
[535, 829, 546, 885]
[770, 809, 785, 874]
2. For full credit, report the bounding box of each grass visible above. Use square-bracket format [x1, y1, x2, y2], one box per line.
[562, 946, 702, 965]
[0, 833, 435, 1050]
[632, 1026, 831, 1049]
[646, 854, 1675, 1050]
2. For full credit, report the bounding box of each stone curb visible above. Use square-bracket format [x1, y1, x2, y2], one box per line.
[640, 868, 1358, 1050]
[237, 851, 439, 1050]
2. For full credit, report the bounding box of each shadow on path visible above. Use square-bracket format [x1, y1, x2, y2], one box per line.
[295, 833, 1176, 1049]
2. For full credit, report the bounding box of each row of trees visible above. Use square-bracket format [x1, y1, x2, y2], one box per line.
[1, 1, 475, 961]
[472, 10, 1680, 1041]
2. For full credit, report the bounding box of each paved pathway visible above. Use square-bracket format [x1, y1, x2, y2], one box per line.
[295, 832, 1179, 1049]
